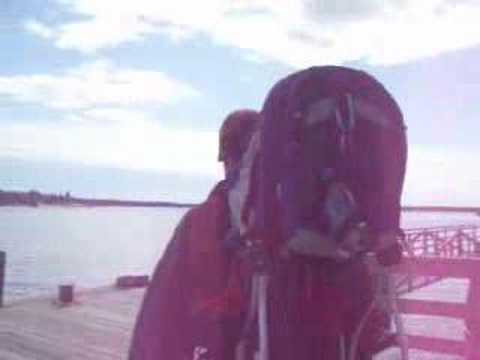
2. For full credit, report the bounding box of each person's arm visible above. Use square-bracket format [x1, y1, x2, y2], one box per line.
[129, 211, 193, 360]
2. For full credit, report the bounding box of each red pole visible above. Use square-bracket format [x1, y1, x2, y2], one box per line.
[466, 262, 480, 359]
[0, 251, 5, 308]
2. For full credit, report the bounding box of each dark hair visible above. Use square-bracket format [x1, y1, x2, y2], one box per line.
[218, 109, 260, 162]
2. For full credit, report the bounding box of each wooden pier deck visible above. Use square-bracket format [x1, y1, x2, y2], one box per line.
[0, 279, 470, 360]
[0, 287, 144, 360]
[2, 225, 480, 359]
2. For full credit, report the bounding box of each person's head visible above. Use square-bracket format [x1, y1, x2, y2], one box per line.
[218, 109, 260, 177]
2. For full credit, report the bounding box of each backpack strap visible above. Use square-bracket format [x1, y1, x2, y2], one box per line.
[334, 93, 356, 154]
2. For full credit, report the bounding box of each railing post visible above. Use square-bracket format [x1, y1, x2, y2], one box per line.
[474, 227, 480, 256]
[434, 233, 441, 256]
[0, 251, 5, 308]
[466, 260, 480, 359]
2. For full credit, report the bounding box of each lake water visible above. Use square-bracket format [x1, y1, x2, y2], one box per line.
[0, 206, 479, 303]
[0, 205, 187, 303]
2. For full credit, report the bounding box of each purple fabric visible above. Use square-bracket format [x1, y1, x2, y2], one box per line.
[129, 182, 232, 360]
[256, 66, 407, 245]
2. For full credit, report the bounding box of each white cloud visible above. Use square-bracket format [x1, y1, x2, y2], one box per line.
[75, 107, 155, 124]
[25, 0, 480, 66]
[0, 60, 199, 109]
[403, 144, 480, 206]
[24, 20, 54, 39]
[1, 110, 479, 206]
[0, 111, 222, 177]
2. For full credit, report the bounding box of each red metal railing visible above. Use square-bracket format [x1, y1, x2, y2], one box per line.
[396, 225, 480, 295]
[403, 225, 480, 258]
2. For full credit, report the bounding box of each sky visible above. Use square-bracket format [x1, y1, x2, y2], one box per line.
[0, 0, 479, 205]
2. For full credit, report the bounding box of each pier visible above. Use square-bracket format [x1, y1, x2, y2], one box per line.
[0, 286, 144, 359]
[1, 224, 480, 359]
[392, 224, 480, 359]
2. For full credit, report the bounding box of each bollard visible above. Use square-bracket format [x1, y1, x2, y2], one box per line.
[0, 251, 5, 308]
[58, 284, 74, 304]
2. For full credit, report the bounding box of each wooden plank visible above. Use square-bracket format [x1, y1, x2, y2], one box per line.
[393, 257, 480, 278]
[397, 298, 466, 318]
[406, 335, 465, 356]
[395, 275, 444, 295]
[0, 287, 145, 360]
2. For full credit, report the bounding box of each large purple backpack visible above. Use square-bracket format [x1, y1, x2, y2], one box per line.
[254, 66, 407, 261]
[245, 66, 407, 360]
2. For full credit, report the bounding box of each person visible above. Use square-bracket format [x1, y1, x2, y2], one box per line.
[248, 66, 407, 359]
[128, 109, 260, 360]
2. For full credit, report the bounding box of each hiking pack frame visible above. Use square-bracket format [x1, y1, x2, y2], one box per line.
[234, 242, 270, 360]
[236, 252, 409, 360]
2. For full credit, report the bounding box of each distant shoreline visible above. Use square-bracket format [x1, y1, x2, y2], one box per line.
[0, 190, 195, 208]
[1, 189, 479, 213]
[402, 206, 480, 214]
[70, 197, 195, 208]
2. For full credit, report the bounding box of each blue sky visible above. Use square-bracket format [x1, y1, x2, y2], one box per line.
[1, 0, 480, 205]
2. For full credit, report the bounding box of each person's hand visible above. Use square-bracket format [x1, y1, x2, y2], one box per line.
[339, 224, 368, 254]
[374, 230, 403, 266]
[286, 228, 352, 261]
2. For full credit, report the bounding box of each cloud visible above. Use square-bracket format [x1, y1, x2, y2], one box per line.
[305, 0, 388, 21]
[1, 109, 479, 206]
[25, 0, 480, 66]
[0, 110, 222, 177]
[0, 59, 199, 109]
[403, 144, 480, 206]
[24, 20, 54, 38]
[73, 107, 155, 124]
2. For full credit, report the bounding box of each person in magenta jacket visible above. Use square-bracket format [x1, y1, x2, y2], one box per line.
[129, 109, 260, 360]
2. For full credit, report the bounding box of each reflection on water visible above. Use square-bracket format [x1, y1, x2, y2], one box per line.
[0, 206, 479, 302]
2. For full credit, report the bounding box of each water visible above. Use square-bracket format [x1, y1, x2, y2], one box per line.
[0, 206, 479, 303]
[0, 205, 187, 303]
[401, 211, 480, 229]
